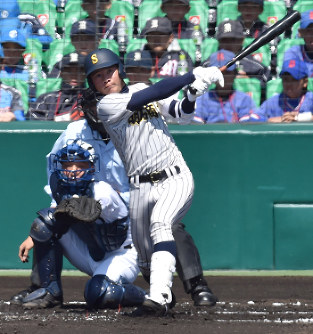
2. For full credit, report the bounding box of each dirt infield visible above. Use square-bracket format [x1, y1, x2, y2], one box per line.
[1, 275, 313, 334]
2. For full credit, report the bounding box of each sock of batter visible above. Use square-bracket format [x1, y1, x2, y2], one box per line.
[149, 251, 176, 305]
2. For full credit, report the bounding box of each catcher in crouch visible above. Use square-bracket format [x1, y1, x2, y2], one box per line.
[18, 139, 145, 309]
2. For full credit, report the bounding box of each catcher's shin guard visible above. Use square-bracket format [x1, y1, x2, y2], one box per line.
[84, 275, 146, 309]
[32, 238, 63, 298]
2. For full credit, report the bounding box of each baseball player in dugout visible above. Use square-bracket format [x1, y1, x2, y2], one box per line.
[80, 48, 224, 316]
[15, 139, 145, 309]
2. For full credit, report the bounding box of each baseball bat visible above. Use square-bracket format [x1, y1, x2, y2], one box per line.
[219, 10, 301, 72]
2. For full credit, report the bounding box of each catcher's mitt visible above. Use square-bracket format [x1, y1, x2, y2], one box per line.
[54, 196, 102, 224]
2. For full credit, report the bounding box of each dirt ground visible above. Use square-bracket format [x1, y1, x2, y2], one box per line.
[1, 275, 313, 334]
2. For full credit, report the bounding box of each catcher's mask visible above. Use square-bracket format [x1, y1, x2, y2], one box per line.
[84, 48, 126, 91]
[49, 139, 99, 195]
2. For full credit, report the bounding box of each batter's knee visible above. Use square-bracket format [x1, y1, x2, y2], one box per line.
[150, 221, 174, 245]
[84, 275, 146, 309]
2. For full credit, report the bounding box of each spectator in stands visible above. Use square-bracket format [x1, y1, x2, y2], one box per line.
[124, 49, 154, 84]
[81, 0, 118, 40]
[0, 15, 52, 50]
[283, 10, 313, 77]
[194, 49, 256, 123]
[48, 19, 97, 78]
[18, 13, 53, 49]
[141, 16, 194, 77]
[27, 53, 86, 121]
[237, 0, 280, 74]
[211, 19, 271, 88]
[250, 58, 313, 123]
[119, 0, 143, 6]
[161, 0, 205, 40]
[237, 0, 267, 38]
[0, 81, 25, 121]
[0, 0, 20, 18]
[0, 27, 29, 81]
[70, 19, 98, 57]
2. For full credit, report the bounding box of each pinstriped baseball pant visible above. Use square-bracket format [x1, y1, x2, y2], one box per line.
[129, 167, 194, 274]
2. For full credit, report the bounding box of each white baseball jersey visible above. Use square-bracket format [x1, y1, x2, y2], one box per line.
[97, 83, 192, 176]
[97, 83, 194, 272]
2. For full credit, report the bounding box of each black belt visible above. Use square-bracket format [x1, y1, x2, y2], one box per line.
[130, 166, 180, 184]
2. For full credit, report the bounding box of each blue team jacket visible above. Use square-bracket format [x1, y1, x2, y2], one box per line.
[194, 90, 257, 123]
[253, 91, 313, 121]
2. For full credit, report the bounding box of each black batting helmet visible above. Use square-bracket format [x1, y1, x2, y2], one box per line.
[84, 48, 126, 81]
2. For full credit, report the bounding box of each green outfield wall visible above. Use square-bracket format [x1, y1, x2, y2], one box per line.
[2, 121, 313, 271]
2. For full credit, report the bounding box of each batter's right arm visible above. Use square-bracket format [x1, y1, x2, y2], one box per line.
[127, 72, 195, 111]
[128, 67, 224, 111]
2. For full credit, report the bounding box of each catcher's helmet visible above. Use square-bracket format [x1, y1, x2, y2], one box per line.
[84, 48, 126, 80]
[49, 139, 99, 196]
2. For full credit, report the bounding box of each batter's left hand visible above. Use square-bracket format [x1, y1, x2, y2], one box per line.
[193, 66, 224, 88]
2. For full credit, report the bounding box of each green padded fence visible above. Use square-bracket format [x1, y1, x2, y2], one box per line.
[2, 122, 313, 271]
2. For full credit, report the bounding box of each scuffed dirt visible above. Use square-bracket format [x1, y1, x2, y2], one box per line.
[1, 275, 313, 334]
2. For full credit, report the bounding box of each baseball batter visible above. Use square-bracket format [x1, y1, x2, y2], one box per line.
[83, 48, 224, 315]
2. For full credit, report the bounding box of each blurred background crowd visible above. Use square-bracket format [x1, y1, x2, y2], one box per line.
[0, 0, 312, 123]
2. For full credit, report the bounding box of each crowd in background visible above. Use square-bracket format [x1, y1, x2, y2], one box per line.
[0, 0, 312, 123]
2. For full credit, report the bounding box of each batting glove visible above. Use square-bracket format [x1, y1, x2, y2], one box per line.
[193, 66, 224, 87]
[187, 78, 209, 102]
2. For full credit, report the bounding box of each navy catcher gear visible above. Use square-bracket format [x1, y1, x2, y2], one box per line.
[30, 208, 69, 241]
[30, 223, 63, 301]
[30, 209, 54, 243]
[22, 287, 63, 308]
[94, 216, 128, 252]
[84, 48, 126, 89]
[49, 139, 99, 200]
[84, 274, 146, 309]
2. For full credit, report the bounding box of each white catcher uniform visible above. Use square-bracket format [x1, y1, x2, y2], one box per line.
[97, 83, 195, 272]
[58, 180, 139, 283]
[46, 122, 139, 283]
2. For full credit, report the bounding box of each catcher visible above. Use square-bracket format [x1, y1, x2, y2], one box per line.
[18, 139, 145, 309]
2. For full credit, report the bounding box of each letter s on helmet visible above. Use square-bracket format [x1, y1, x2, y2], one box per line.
[84, 48, 126, 90]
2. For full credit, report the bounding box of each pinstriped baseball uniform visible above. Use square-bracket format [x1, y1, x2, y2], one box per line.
[97, 83, 194, 272]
